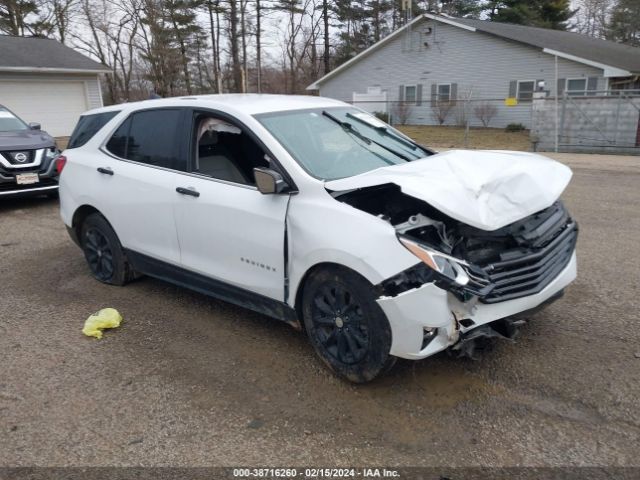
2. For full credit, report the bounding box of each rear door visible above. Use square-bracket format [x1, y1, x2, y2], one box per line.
[89, 108, 188, 265]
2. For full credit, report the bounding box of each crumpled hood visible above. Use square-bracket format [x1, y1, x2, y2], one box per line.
[326, 149, 572, 231]
[0, 129, 55, 151]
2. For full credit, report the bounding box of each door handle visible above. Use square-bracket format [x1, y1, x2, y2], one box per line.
[97, 167, 114, 175]
[176, 186, 200, 198]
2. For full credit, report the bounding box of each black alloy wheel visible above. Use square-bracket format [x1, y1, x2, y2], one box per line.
[84, 227, 115, 282]
[311, 283, 369, 365]
[302, 266, 395, 383]
[80, 213, 135, 286]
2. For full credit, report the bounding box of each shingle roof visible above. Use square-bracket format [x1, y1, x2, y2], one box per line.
[0, 35, 109, 72]
[307, 14, 640, 89]
[452, 17, 640, 74]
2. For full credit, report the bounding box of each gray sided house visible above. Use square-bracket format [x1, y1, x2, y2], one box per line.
[307, 14, 640, 129]
[0, 35, 109, 137]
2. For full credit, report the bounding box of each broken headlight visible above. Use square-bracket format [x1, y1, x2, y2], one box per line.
[398, 236, 470, 287]
[44, 147, 61, 162]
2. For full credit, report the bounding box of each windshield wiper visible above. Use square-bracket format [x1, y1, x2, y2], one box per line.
[345, 112, 419, 152]
[321, 110, 413, 162]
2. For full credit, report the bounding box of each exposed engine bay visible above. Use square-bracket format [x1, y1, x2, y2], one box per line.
[333, 183, 579, 304]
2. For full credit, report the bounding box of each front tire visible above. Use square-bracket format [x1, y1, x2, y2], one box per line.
[80, 213, 133, 286]
[302, 266, 396, 383]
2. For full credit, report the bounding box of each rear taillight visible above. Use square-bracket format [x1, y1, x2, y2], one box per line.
[55, 155, 67, 175]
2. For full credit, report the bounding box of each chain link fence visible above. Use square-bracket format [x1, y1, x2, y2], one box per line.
[347, 92, 640, 154]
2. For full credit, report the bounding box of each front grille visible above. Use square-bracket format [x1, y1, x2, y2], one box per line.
[1, 150, 36, 165]
[479, 222, 578, 303]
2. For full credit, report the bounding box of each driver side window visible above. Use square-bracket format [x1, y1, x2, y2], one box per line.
[192, 113, 268, 185]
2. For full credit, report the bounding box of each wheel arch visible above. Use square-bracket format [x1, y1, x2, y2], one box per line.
[71, 205, 114, 244]
[293, 261, 382, 328]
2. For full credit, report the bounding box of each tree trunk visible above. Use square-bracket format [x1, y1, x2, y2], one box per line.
[323, 0, 330, 74]
[207, 0, 220, 93]
[240, 0, 248, 92]
[215, 0, 223, 92]
[229, 0, 243, 92]
[256, 0, 262, 92]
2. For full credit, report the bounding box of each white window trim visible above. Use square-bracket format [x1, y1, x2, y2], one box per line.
[565, 77, 588, 96]
[516, 80, 536, 102]
[437, 83, 452, 102]
[404, 84, 418, 104]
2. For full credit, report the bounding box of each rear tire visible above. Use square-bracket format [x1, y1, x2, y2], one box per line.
[302, 266, 396, 383]
[80, 213, 133, 286]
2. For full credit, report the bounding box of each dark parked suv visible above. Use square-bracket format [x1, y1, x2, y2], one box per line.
[0, 105, 62, 198]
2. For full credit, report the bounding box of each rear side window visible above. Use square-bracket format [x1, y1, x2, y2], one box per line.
[105, 109, 185, 171]
[68, 111, 119, 148]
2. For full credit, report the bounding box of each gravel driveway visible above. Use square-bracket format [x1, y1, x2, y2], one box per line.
[1, 153, 639, 468]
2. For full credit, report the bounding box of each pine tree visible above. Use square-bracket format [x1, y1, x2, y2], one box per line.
[537, 0, 576, 29]
[487, 0, 576, 30]
[0, 0, 51, 36]
[608, 0, 640, 46]
[440, 0, 482, 18]
[164, 0, 205, 95]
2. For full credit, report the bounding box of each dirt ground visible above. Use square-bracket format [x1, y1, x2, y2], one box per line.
[397, 125, 532, 151]
[1, 153, 639, 468]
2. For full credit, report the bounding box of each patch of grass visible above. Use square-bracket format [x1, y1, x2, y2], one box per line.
[397, 125, 531, 151]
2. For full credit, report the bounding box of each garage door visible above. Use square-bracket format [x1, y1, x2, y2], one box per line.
[0, 81, 88, 137]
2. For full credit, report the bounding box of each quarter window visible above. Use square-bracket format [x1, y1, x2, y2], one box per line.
[105, 117, 130, 158]
[105, 109, 186, 171]
[68, 111, 119, 148]
[517, 81, 535, 102]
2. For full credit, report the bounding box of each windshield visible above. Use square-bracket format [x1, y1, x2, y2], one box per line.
[256, 107, 431, 180]
[0, 107, 28, 132]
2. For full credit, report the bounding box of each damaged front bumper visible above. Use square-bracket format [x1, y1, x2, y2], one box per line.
[377, 251, 577, 360]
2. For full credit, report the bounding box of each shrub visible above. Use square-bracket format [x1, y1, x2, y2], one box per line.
[373, 111, 389, 123]
[505, 123, 526, 132]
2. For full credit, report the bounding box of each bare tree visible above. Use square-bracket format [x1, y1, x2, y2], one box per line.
[431, 101, 454, 125]
[393, 101, 413, 125]
[574, 0, 612, 38]
[473, 102, 498, 127]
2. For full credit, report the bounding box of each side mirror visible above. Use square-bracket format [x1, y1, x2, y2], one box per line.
[254, 167, 288, 194]
[28, 122, 41, 130]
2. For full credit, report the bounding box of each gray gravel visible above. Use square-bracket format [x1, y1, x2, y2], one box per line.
[1, 153, 639, 467]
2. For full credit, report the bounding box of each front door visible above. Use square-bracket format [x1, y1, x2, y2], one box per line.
[173, 110, 290, 301]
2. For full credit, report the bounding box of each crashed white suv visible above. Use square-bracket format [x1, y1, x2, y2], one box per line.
[59, 95, 577, 382]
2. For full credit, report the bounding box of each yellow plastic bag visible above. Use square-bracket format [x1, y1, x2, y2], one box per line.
[82, 308, 123, 339]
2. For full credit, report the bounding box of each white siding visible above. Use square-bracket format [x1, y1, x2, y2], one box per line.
[318, 20, 605, 128]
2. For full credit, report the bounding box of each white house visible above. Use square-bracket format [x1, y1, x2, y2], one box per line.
[0, 35, 109, 137]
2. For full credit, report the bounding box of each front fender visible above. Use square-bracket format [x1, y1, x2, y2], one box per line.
[286, 192, 418, 306]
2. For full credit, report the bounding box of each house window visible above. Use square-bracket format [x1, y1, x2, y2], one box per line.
[566, 78, 588, 96]
[437, 84, 451, 102]
[517, 80, 535, 102]
[404, 85, 417, 103]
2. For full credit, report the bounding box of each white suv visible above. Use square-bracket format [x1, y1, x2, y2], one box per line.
[59, 95, 578, 382]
